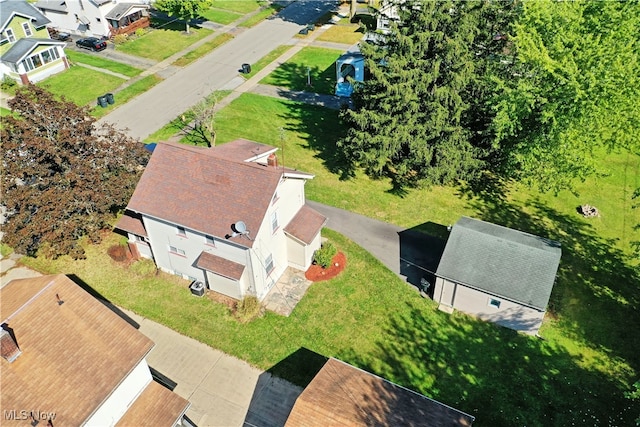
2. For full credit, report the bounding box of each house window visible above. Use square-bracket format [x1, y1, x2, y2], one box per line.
[205, 235, 215, 246]
[177, 226, 186, 237]
[6, 28, 15, 43]
[169, 246, 185, 256]
[264, 254, 274, 274]
[272, 191, 279, 204]
[22, 22, 32, 37]
[271, 211, 279, 233]
[488, 298, 501, 309]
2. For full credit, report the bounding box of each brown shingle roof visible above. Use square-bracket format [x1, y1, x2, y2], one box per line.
[210, 138, 277, 162]
[195, 251, 245, 280]
[115, 210, 147, 237]
[127, 141, 287, 248]
[116, 381, 189, 427]
[284, 204, 327, 245]
[0, 275, 155, 426]
[285, 358, 475, 427]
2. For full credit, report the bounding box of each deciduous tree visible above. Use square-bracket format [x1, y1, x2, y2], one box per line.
[154, 0, 212, 34]
[1, 86, 149, 259]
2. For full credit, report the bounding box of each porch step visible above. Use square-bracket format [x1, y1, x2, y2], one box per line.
[438, 304, 455, 314]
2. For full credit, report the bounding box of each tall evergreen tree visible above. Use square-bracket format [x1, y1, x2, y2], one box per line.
[339, 0, 515, 189]
[1, 86, 149, 259]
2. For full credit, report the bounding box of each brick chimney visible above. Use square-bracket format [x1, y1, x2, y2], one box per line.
[1, 327, 21, 363]
[267, 153, 278, 168]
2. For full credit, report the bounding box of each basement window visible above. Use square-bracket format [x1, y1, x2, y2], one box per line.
[488, 298, 501, 309]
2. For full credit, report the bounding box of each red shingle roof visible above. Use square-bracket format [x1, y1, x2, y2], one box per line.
[285, 358, 475, 427]
[115, 210, 147, 237]
[126, 141, 290, 248]
[116, 381, 189, 427]
[195, 251, 245, 280]
[0, 275, 156, 426]
[284, 204, 327, 245]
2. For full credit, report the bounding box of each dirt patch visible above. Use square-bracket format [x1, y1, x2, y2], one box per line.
[206, 289, 237, 311]
[107, 244, 131, 263]
[305, 252, 346, 282]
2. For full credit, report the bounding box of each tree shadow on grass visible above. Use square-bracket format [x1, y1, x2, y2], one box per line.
[277, 99, 357, 181]
[342, 300, 635, 426]
[267, 62, 337, 95]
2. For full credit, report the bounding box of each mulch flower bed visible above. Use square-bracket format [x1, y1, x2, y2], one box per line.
[305, 252, 347, 282]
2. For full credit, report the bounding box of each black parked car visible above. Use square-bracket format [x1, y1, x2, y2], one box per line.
[76, 37, 107, 52]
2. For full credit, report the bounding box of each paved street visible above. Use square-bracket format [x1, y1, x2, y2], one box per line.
[99, 1, 338, 140]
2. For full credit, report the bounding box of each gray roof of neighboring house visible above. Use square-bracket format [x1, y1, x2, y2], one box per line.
[33, 0, 68, 13]
[436, 217, 561, 311]
[1, 38, 64, 63]
[105, 3, 149, 20]
[1, 1, 50, 31]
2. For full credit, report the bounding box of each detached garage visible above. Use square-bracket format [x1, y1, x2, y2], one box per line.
[434, 217, 561, 335]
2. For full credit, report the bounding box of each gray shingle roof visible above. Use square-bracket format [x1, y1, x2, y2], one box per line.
[1, 1, 50, 31]
[105, 3, 149, 20]
[33, 0, 68, 13]
[436, 217, 561, 310]
[1, 38, 64, 63]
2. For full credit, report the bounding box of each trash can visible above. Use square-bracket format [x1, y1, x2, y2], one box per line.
[241, 63, 251, 74]
[105, 93, 114, 104]
[97, 95, 107, 108]
[299, 27, 309, 35]
[189, 281, 205, 297]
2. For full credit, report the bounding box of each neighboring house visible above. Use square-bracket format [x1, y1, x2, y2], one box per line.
[0, 0, 68, 84]
[434, 217, 562, 335]
[376, 0, 401, 33]
[1, 274, 191, 426]
[34, 0, 150, 39]
[285, 357, 475, 426]
[116, 139, 327, 301]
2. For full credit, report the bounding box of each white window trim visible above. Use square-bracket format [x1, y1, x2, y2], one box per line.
[22, 22, 32, 37]
[264, 254, 274, 274]
[169, 246, 186, 256]
[271, 211, 279, 233]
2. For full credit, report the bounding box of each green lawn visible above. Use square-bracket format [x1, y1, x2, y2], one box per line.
[90, 75, 163, 118]
[316, 20, 365, 44]
[211, 0, 264, 14]
[199, 8, 242, 25]
[242, 44, 291, 77]
[66, 51, 142, 77]
[37, 66, 125, 106]
[116, 27, 213, 61]
[239, 4, 283, 28]
[260, 47, 342, 95]
[173, 33, 234, 67]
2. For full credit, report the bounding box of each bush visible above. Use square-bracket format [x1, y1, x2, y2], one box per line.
[135, 28, 147, 38]
[113, 34, 128, 45]
[234, 295, 263, 323]
[1, 75, 17, 91]
[314, 242, 337, 268]
[129, 259, 157, 276]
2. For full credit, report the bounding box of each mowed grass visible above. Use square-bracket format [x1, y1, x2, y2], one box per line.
[211, 0, 264, 14]
[89, 75, 163, 118]
[199, 8, 242, 25]
[116, 27, 213, 61]
[173, 33, 234, 66]
[37, 66, 125, 106]
[242, 44, 290, 77]
[239, 3, 283, 28]
[316, 20, 365, 44]
[260, 46, 342, 95]
[21, 227, 637, 426]
[66, 50, 142, 77]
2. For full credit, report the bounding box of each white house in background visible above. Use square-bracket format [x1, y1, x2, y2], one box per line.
[1, 274, 191, 426]
[375, 0, 402, 33]
[0, 0, 69, 84]
[434, 217, 562, 335]
[116, 139, 327, 301]
[34, 0, 150, 39]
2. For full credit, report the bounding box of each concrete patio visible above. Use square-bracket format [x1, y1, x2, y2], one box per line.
[263, 267, 313, 317]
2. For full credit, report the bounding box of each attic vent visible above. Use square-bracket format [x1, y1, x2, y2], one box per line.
[1, 327, 21, 363]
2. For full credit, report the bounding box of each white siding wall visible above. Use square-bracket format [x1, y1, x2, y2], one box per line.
[38, 1, 114, 37]
[434, 278, 545, 334]
[85, 358, 152, 426]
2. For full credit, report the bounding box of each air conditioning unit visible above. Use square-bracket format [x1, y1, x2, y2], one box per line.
[189, 281, 205, 297]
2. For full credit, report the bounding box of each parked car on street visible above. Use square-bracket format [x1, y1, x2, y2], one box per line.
[76, 37, 107, 52]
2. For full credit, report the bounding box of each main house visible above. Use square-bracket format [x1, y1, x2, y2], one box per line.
[116, 139, 327, 301]
[1, 274, 191, 426]
[286, 357, 475, 426]
[0, 0, 69, 84]
[434, 217, 562, 335]
[34, 0, 150, 39]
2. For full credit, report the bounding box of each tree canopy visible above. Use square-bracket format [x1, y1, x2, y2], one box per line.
[340, 0, 640, 191]
[0, 86, 149, 259]
[154, 0, 212, 33]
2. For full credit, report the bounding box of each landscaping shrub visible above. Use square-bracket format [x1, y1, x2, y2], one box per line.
[113, 34, 128, 45]
[1, 75, 17, 91]
[314, 242, 337, 268]
[234, 295, 263, 323]
[129, 258, 157, 276]
[135, 28, 147, 38]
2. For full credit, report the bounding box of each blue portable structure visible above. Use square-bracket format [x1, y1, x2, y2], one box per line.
[335, 52, 364, 97]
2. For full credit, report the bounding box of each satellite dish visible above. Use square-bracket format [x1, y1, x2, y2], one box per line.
[234, 221, 247, 234]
